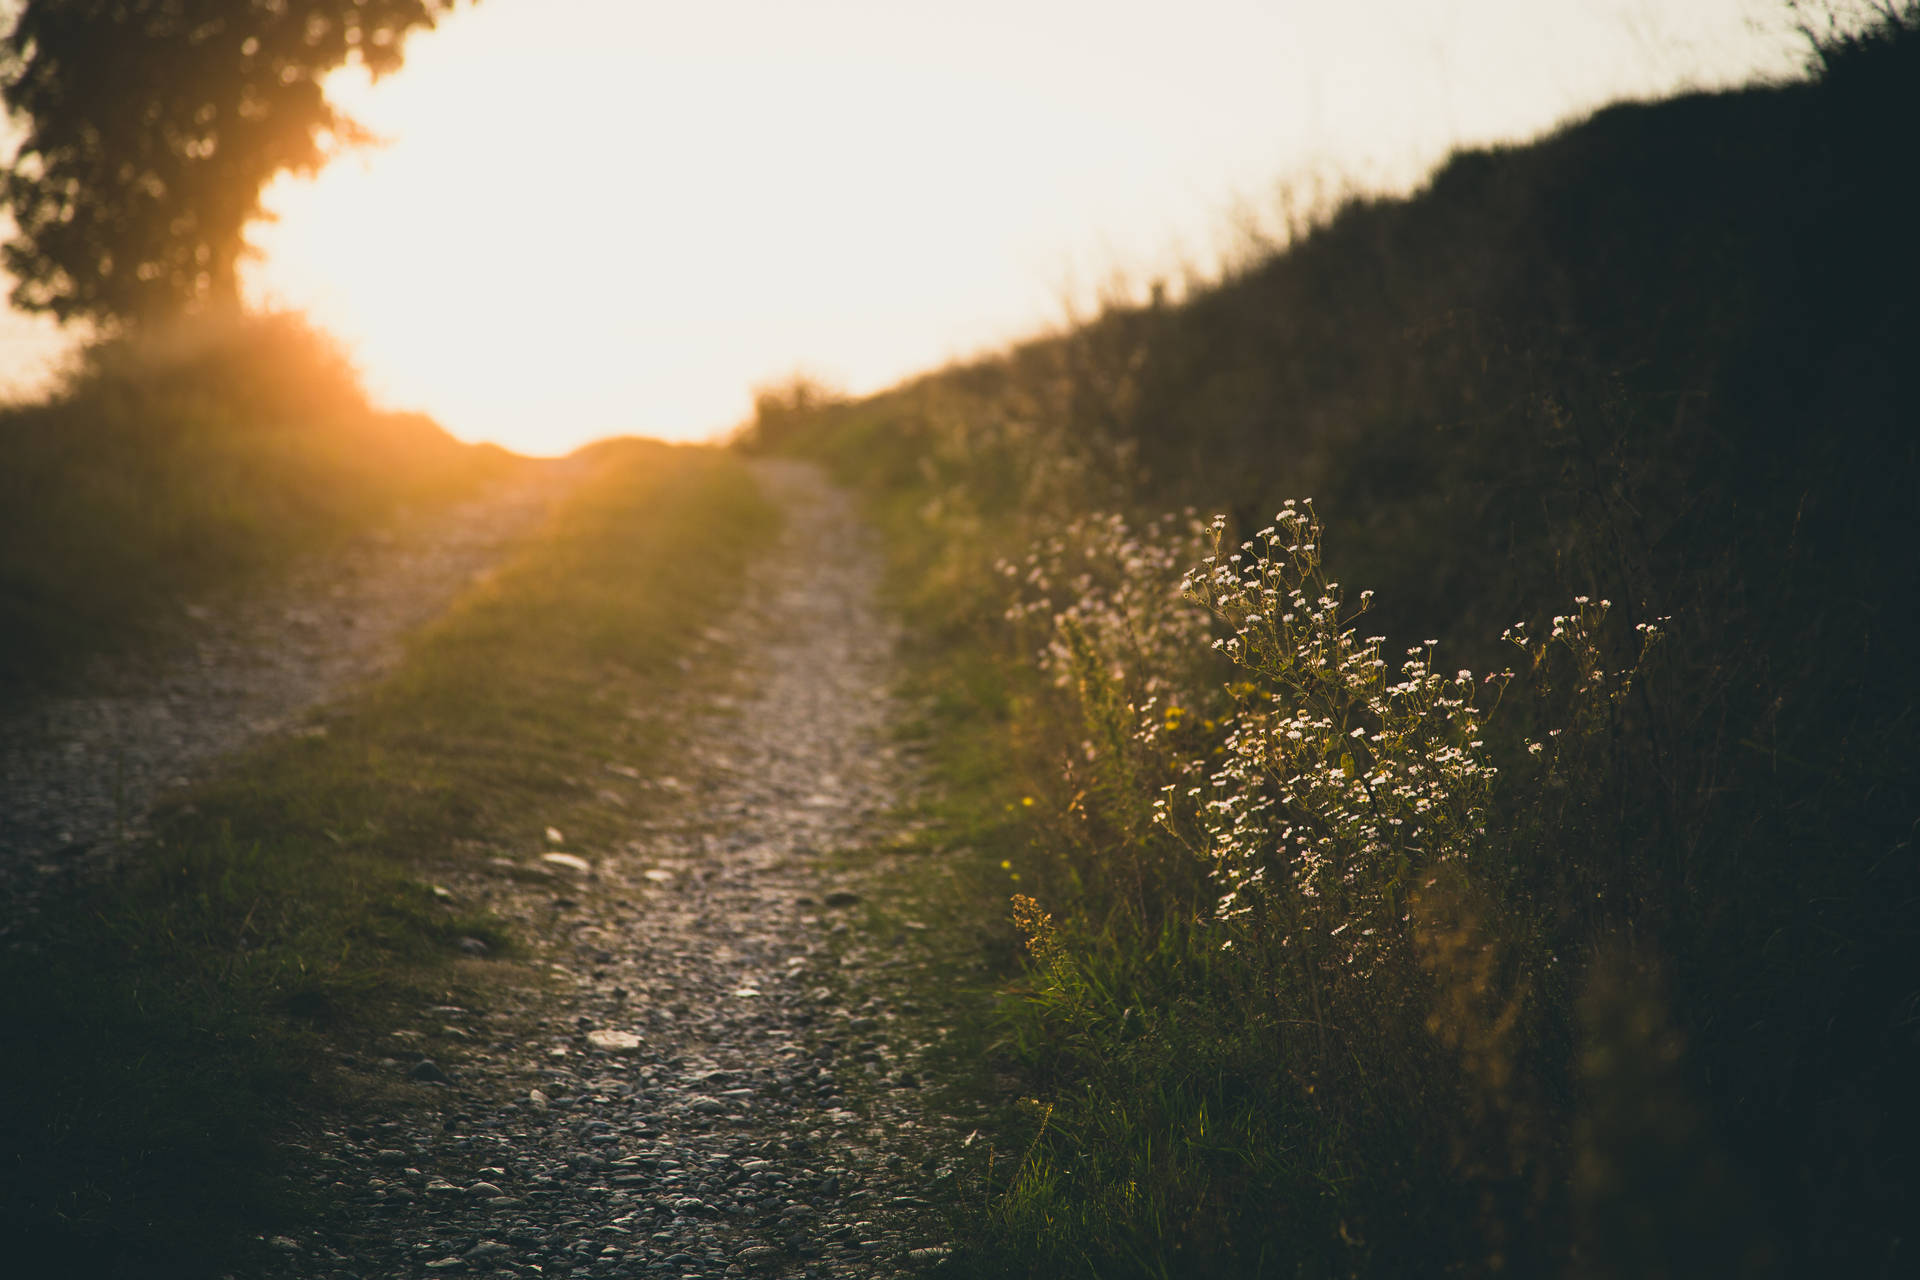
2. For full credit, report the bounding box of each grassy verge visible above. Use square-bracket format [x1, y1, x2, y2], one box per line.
[750, 16, 1920, 1275]
[811, 514, 1316, 1279]
[0, 440, 777, 1277]
[0, 314, 518, 697]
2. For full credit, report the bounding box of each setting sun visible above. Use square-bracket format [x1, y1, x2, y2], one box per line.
[237, 0, 1797, 455]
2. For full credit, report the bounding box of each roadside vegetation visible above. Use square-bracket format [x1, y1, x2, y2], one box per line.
[747, 10, 1920, 1276]
[0, 313, 517, 697]
[0, 438, 776, 1277]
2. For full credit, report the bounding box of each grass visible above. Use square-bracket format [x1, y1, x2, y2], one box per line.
[8, 11, 1916, 1277]
[749, 13, 1920, 1276]
[0, 313, 518, 698]
[0, 438, 777, 1277]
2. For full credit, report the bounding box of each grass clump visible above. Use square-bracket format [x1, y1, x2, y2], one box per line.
[0, 312, 517, 696]
[0, 440, 776, 1277]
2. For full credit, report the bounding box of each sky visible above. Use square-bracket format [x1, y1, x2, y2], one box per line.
[1, 0, 1808, 455]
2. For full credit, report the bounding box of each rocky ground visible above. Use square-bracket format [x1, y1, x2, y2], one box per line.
[262, 462, 958, 1279]
[13, 456, 962, 1279]
[0, 460, 582, 920]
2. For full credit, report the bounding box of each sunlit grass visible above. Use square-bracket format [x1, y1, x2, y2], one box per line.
[0, 440, 776, 1276]
[0, 313, 516, 696]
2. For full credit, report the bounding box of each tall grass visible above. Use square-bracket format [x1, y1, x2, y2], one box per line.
[750, 14, 1919, 1274]
[0, 312, 516, 695]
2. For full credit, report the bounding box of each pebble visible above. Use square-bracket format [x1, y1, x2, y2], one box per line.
[584, 1029, 642, 1052]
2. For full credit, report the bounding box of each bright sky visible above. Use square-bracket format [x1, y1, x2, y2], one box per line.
[4, 0, 1806, 454]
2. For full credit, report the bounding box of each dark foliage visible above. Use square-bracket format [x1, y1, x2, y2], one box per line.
[756, 15, 1920, 1274]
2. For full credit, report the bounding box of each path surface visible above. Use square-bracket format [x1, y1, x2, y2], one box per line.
[0, 461, 582, 918]
[268, 461, 954, 1279]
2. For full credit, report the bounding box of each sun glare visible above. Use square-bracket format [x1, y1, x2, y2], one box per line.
[239, 0, 1801, 457]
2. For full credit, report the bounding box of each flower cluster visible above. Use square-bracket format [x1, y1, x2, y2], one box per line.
[997, 500, 1634, 979]
[1505, 595, 1669, 767]
[1155, 502, 1506, 973]
[996, 509, 1215, 713]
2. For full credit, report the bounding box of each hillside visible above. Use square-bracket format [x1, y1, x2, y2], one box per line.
[748, 17, 1920, 1276]
[0, 314, 519, 699]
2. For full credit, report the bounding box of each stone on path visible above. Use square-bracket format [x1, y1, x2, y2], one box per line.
[584, 1029, 642, 1052]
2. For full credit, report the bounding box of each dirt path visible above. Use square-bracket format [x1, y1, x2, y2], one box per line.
[268, 460, 954, 1279]
[0, 460, 584, 916]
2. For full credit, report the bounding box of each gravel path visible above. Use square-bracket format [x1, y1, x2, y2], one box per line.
[0, 461, 583, 918]
[263, 460, 957, 1279]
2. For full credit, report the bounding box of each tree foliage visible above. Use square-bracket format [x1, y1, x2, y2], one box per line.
[0, 1, 463, 323]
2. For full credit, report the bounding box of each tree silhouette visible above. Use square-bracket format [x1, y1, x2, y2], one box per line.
[0, 1, 464, 324]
